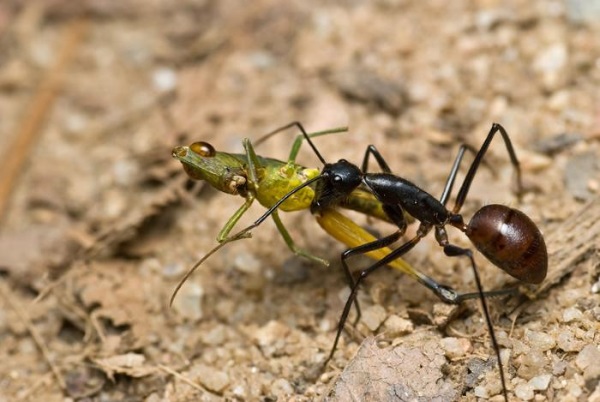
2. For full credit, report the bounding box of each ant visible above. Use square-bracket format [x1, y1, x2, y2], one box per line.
[218, 122, 547, 401]
[307, 122, 548, 401]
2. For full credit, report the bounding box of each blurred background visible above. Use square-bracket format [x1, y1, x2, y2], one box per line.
[0, 1, 599, 400]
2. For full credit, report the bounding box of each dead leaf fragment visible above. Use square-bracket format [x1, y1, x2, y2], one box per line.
[93, 353, 155, 380]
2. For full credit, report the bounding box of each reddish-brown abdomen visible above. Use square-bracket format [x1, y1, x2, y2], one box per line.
[465, 204, 547, 284]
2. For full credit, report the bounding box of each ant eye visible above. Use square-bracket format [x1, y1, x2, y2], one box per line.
[333, 175, 342, 183]
[190, 142, 216, 157]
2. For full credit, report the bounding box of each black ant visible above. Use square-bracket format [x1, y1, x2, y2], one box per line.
[218, 123, 548, 401]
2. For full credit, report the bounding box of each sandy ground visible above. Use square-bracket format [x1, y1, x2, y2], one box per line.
[0, 1, 599, 401]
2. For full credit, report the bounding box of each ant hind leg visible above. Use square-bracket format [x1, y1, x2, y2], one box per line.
[442, 243, 509, 402]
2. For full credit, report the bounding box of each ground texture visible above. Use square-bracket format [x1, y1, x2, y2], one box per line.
[0, 1, 599, 401]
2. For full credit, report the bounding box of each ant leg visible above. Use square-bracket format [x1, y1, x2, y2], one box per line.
[315, 208, 410, 326]
[361, 144, 392, 173]
[251, 121, 348, 162]
[313, 208, 499, 302]
[337, 203, 407, 325]
[339, 228, 404, 326]
[325, 228, 428, 366]
[439, 145, 467, 206]
[315, 208, 419, 282]
[442, 242, 509, 402]
[453, 123, 522, 213]
[440, 142, 500, 206]
[447, 287, 518, 302]
[254, 121, 307, 146]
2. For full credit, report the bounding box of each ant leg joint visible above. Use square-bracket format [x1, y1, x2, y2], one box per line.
[443, 244, 472, 258]
[436, 285, 461, 304]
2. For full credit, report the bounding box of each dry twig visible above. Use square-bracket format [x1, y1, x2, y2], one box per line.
[0, 19, 87, 223]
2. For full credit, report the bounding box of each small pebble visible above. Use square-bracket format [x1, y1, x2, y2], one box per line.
[231, 384, 248, 399]
[566, 0, 600, 23]
[515, 382, 535, 400]
[275, 257, 309, 284]
[361, 305, 387, 331]
[215, 299, 236, 322]
[112, 159, 138, 186]
[584, 364, 600, 392]
[441, 337, 473, 360]
[529, 374, 552, 391]
[575, 344, 600, 371]
[271, 378, 294, 397]
[519, 349, 547, 379]
[383, 314, 414, 337]
[201, 324, 227, 346]
[144, 392, 161, 402]
[253, 321, 290, 356]
[193, 364, 230, 393]
[533, 43, 568, 90]
[566, 382, 583, 398]
[473, 385, 488, 398]
[318, 317, 333, 332]
[563, 307, 584, 323]
[18, 339, 36, 355]
[552, 361, 567, 378]
[519, 149, 552, 172]
[564, 152, 598, 201]
[557, 331, 584, 352]
[233, 252, 261, 275]
[172, 282, 203, 320]
[152, 67, 177, 92]
[526, 329, 556, 351]
[162, 261, 184, 278]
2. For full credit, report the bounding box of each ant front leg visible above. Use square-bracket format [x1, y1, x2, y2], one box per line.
[286, 126, 348, 163]
[361, 144, 392, 173]
[254, 121, 330, 165]
[325, 226, 429, 367]
[336, 203, 407, 327]
[251, 121, 348, 163]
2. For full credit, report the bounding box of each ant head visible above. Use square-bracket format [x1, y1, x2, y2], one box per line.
[324, 159, 363, 192]
[312, 159, 363, 211]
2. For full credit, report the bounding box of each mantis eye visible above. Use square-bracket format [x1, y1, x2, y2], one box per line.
[190, 142, 216, 157]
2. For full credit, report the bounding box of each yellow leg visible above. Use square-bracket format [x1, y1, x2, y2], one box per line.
[315, 208, 420, 280]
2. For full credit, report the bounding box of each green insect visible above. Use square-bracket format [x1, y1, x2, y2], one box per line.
[169, 123, 415, 305]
